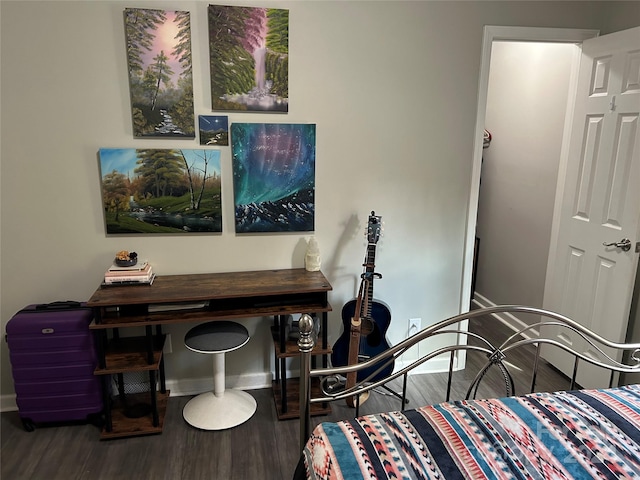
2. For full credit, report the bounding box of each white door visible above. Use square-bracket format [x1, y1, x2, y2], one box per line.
[543, 26, 640, 389]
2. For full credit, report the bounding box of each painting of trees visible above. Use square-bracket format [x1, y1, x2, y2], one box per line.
[208, 5, 289, 112]
[102, 171, 130, 222]
[99, 148, 222, 234]
[124, 8, 195, 137]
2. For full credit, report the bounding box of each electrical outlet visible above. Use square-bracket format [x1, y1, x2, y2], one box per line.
[163, 333, 172, 354]
[408, 318, 421, 336]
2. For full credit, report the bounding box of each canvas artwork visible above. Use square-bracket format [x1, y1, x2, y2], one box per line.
[99, 148, 222, 234]
[231, 123, 315, 233]
[199, 115, 229, 146]
[124, 8, 195, 137]
[208, 5, 289, 112]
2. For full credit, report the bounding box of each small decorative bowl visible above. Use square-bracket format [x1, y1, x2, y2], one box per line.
[115, 257, 137, 267]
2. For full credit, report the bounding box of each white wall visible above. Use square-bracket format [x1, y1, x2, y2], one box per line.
[474, 41, 577, 310]
[1, 1, 636, 406]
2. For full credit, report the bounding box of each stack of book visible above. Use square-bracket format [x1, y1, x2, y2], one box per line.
[103, 261, 155, 286]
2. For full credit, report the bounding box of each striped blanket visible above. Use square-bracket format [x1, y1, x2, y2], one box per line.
[299, 384, 640, 479]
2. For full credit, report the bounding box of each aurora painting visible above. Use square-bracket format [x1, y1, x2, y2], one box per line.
[231, 123, 315, 233]
[208, 5, 289, 112]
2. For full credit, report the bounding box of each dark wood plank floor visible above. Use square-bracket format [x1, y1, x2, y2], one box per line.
[1, 317, 574, 480]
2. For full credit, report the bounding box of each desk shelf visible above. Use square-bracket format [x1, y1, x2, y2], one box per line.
[90, 299, 331, 329]
[94, 336, 165, 374]
[100, 391, 170, 440]
[94, 335, 167, 439]
[270, 327, 331, 357]
[270, 320, 332, 419]
[272, 378, 330, 420]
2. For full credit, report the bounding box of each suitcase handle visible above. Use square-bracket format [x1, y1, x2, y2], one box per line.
[34, 301, 83, 310]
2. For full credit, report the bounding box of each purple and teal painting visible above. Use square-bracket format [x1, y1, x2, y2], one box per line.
[231, 123, 315, 233]
[99, 148, 221, 234]
[208, 5, 289, 112]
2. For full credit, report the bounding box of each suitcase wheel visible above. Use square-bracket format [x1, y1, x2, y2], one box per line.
[21, 418, 35, 432]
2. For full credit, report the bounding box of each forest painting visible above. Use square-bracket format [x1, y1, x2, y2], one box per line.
[231, 124, 315, 233]
[208, 5, 289, 112]
[124, 8, 195, 137]
[99, 148, 222, 234]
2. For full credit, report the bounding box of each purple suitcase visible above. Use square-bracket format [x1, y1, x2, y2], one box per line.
[5, 301, 103, 431]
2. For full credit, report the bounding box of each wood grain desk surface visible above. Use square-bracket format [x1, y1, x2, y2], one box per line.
[87, 268, 332, 308]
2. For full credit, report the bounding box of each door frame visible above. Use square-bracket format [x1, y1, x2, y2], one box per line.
[461, 26, 600, 313]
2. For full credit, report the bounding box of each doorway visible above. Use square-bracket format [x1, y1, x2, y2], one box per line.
[462, 27, 598, 318]
[473, 40, 578, 320]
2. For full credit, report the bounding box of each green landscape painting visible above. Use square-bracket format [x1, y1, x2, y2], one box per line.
[124, 8, 195, 137]
[99, 148, 222, 234]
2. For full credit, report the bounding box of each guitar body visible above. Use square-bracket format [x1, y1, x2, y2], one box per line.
[331, 211, 393, 407]
[331, 297, 393, 382]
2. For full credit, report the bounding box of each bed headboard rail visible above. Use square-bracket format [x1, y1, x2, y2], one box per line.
[298, 305, 640, 451]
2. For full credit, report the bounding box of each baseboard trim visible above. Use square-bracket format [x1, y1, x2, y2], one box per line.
[0, 372, 274, 414]
[1, 395, 17, 413]
[396, 356, 454, 376]
[167, 372, 272, 397]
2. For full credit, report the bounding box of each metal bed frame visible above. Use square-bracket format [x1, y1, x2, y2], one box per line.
[297, 305, 640, 451]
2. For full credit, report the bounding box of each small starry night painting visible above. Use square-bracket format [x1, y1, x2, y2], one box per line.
[230, 123, 315, 233]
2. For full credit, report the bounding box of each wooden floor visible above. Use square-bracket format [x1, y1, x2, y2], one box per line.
[1, 317, 573, 480]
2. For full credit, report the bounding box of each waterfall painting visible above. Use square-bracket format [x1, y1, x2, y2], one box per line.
[124, 8, 195, 137]
[231, 123, 315, 233]
[208, 5, 289, 112]
[98, 148, 221, 234]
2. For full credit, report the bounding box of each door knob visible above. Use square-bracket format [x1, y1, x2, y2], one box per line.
[602, 238, 632, 252]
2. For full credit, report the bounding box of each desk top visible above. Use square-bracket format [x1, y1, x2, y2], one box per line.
[87, 268, 332, 308]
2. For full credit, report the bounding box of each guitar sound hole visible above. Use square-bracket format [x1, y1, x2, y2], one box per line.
[361, 318, 374, 336]
[362, 318, 381, 347]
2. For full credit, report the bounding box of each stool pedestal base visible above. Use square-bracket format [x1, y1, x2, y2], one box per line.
[183, 390, 257, 430]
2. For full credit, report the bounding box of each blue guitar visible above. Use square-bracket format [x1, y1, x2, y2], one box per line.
[331, 212, 393, 386]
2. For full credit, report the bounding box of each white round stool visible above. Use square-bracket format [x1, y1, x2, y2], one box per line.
[182, 321, 257, 430]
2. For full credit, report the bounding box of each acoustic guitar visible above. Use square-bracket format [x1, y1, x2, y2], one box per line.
[331, 212, 393, 405]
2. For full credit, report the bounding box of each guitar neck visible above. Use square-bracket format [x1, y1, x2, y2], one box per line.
[361, 243, 377, 317]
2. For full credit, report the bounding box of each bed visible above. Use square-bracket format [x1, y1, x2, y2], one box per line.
[294, 305, 640, 480]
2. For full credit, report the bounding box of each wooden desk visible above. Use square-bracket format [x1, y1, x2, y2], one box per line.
[87, 268, 332, 438]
